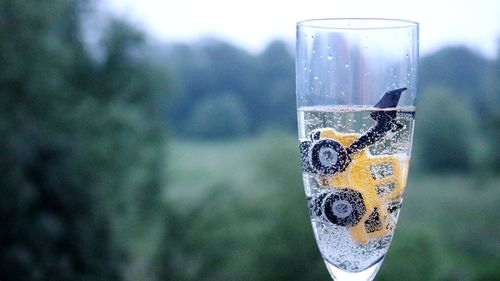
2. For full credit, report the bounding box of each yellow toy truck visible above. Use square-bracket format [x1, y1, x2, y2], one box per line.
[300, 87, 411, 244]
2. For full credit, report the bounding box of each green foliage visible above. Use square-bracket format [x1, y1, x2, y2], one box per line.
[164, 39, 295, 137]
[472, 265, 500, 281]
[0, 1, 168, 280]
[0, 139, 124, 281]
[413, 86, 479, 173]
[165, 40, 257, 135]
[157, 184, 267, 281]
[489, 111, 500, 171]
[419, 47, 491, 115]
[253, 41, 296, 130]
[0, 0, 127, 279]
[401, 175, 500, 281]
[377, 227, 441, 281]
[187, 93, 249, 139]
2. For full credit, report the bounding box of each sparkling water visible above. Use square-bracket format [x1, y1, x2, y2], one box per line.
[298, 106, 415, 273]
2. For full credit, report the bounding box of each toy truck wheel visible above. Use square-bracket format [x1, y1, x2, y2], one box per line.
[310, 139, 350, 175]
[323, 188, 366, 227]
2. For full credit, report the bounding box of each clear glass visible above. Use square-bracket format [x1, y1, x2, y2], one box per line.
[296, 18, 418, 281]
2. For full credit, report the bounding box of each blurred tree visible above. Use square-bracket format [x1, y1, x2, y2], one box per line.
[377, 227, 441, 281]
[163, 39, 295, 138]
[490, 111, 500, 172]
[0, 0, 126, 280]
[156, 184, 266, 281]
[412, 87, 479, 173]
[187, 93, 249, 139]
[255, 40, 296, 131]
[482, 44, 500, 115]
[486, 48, 500, 172]
[166, 40, 257, 136]
[472, 265, 500, 281]
[0, 139, 124, 281]
[161, 42, 500, 143]
[0, 0, 168, 280]
[420, 47, 491, 117]
[418, 46, 500, 174]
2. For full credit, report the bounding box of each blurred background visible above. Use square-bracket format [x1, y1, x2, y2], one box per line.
[1, 0, 499, 280]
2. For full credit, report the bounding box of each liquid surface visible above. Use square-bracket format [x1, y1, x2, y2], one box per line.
[298, 106, 415, 273]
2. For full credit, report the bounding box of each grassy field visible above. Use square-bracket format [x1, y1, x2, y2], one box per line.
[162, 133, 500, 281]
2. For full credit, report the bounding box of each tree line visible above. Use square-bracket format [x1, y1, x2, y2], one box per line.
[1, 0, 167, 280]
[162, 37, 500, 175]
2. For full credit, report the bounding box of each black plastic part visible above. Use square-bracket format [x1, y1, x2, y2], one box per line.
[310, 130, 321, 141]
[323, 189, 366, 227]
[347, 87, 408, 155]
[300, 140, 315, 173]
[347, 122, 390, 154]
[364, 208, 383, 233]
[391, 121, 405, 132]
[374, 87, 407, 109]
[310, 139, 350, 175]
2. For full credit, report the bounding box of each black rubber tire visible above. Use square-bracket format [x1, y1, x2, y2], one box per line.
[310, 138, 350, 175]
[323, 188, 366, 227]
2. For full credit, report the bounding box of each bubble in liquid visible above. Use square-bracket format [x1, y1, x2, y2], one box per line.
[328, 55, 333, 60]
[345, 64, 350, 68]
[314, 76, 319, 80]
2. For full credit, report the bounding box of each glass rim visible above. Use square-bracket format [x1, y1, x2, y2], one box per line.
[297, 18, 419, 30]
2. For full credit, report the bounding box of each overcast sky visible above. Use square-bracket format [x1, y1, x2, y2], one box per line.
[103, 0, 500, 57]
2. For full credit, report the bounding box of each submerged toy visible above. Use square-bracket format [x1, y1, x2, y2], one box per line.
[301, 87, 411, 244]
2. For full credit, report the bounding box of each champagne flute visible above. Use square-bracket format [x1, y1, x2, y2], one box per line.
[296, 18, 418, 281]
